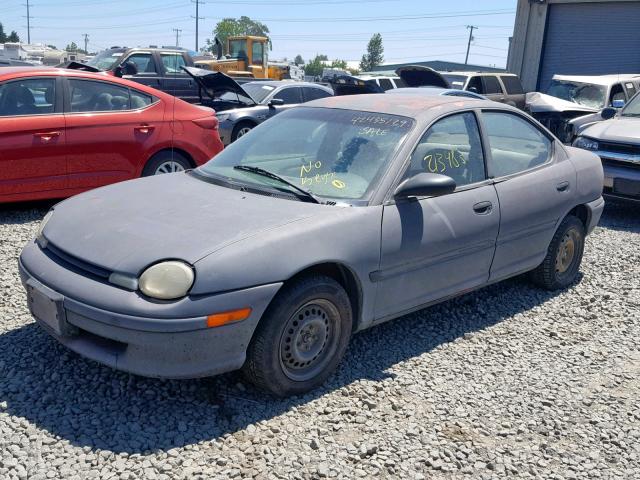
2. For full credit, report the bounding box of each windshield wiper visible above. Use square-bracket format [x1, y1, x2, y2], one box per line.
[233, 165, 323, 204]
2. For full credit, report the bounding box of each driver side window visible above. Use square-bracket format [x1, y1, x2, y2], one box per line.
[404, 112, 486, 188]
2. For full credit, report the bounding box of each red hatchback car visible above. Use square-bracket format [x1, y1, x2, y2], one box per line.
[0, 67, 223, 203]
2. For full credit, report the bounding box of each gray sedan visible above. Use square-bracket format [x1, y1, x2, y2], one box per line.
[20, 94, 604, 396]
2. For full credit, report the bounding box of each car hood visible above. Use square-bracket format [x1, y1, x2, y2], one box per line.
[183, 66, 257, 107]
[395, 65, 449, 88]
[526, 92, 598, 114]
[42, 172, 324, 275]
[580, 116, 640, 143]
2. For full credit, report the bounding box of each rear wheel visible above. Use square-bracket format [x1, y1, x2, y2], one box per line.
[530, 215, 585, 290]
[242, 275, 352, 397]
[231, 122, 255, 142]
[142, 150, 192, 177]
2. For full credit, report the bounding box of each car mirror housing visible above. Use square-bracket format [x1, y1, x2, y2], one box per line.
[601, 107, 617, 120]
[394, 173, 456, 199]
[268, 98, 285, 108]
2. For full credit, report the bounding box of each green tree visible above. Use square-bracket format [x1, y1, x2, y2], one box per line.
[294, 54, 304, 65]
[359, 33, 384, 72]
[303, 54, 329, 77]
[65, 42, 78, 52]
[205, 16, 271, 54]
[330, 59, 347, 70]
[0, 23, 7, 43]
[7, 31, 19, 42]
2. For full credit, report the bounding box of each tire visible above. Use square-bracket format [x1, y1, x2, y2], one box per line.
[242, 275, 352, 397]
[530, 215, 585, 290]
[141, 150, 192, 177]
[231, 122, 255, 142]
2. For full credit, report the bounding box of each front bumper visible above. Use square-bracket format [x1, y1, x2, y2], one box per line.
[19, 241, 282, 379]
[599, 155, 640, 203]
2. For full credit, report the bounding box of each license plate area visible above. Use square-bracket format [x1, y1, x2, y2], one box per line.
[27, 281, 76, 337]
[614, 178, 640, 196]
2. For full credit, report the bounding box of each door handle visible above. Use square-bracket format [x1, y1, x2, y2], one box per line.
[556, 181, 570, 192]
[473, 201, 493, 215]
[134, 125, 155, 134]
[34, 131, 61, 142]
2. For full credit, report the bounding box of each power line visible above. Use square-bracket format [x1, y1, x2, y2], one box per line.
[191, 0, 204, 51]
[172, 28, 182, 47]
[465, 25, 477, 65]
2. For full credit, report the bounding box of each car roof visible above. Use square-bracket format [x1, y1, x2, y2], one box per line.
[0, 66, 59, 76]
[388, 87, 486, 99]
[305, 93, 501, 120]
[552, 74, 640, 85]
[443, 71, 513, 76]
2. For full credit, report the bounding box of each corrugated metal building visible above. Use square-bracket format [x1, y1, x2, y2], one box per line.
[507, 0, 640, 92]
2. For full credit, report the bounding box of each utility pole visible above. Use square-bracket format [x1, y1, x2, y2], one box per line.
[23, 0, 32, 43]
[465, 25, 477, 65]
[172, 28, 182, 47]
[82, 33, 89, 53]
[191, 0, 204, 52]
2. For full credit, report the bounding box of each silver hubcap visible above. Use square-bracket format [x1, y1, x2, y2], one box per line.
[237, 127, 252, 138]
[155, 161, 185, 175]
[556, 229, 578, 274]
[279, 300, 339, 382]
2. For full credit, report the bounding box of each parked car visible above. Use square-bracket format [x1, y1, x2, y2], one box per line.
[81, 46, 201, 103]
[20, 93, 604, 396]
[526, 74, 640, 143]
[357, 74, 407, 91]
[387, 87, 486, 99]
[0, 66, 223, 203]
[441, 71, 526, 108]
[357, 65, 450, 92]
[573, 92, 640, 202]
[184, 66, 334, 145]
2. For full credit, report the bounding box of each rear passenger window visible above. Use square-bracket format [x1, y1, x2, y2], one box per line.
[404, 112, 486, 188]
[483, 112, 552, 177]
[273, 86, 302, 104]
[500, 76, 524, 94]
[69, 79, 131, 112]
[131, 90, 153, 108]
[482, 76, 503, 94]
[303, 87, 332, 102]
[0, 78, 56, 116]
[378, 78, 394, 91]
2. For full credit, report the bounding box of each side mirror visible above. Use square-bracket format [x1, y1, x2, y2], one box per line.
[468, 86, 479, 93]
[601, 107, 617, 120]
[394, 173, 456, 199]
[115, 61, 138, 77]
[268, 98, 285, 108]
[612, 99, 625, 109]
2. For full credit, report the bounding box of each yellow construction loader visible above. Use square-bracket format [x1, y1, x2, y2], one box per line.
[194, 36, 302, 81]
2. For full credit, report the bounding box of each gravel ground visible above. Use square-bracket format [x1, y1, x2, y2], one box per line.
[0, 200, 638, 480]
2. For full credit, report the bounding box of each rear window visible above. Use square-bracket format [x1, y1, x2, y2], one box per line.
[378, 78, 394, 91]
[501, 76, 524, 94]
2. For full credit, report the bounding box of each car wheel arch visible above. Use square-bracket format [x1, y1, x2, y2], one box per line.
[145, 148, 196, 170]
[273, 262, 364, 334]
[567, 204, 590, 230]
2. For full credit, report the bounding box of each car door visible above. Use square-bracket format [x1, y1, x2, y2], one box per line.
[480, 76, 507, 104]
[375, 111, 499, 321]
[264, 85, 303, 120]
[0, 76, 67, 198]
[158, 52, 198, 103]
[301, 86, 333, 103]
[121, 52, 163, 91]
[64, 77, 165, 189]
[480, 110, 576, 282]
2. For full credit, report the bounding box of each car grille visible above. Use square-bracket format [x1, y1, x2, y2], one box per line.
[598, 141, 640, 155]
[41, 240, 113, 280]
[602, 158, 640, 170]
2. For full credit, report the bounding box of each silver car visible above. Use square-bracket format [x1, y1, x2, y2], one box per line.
[573, 92, 640, 202]
[20, 94, 604, 396]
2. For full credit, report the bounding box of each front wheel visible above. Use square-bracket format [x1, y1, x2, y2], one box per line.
[142, 151, 191, 177]
[530, 215, 585, 290]
[242, 275, 352, 397]
[231, 122, 255, 142]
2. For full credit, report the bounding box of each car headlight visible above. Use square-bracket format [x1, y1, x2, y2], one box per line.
[36, 209, 54, 239]
[216, 113, 230, 122]
[573, 136, 599, 151]
[138, 261, 195, 300]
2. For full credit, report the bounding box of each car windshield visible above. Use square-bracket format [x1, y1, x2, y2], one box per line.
[86, 50, 123, 70]
[228, 40, 248, 59]
[443, 74, 467, 90]
[197, 107, 414, 201]
[547, 80, 607, 109]
[621, 93, 640, 116]
[241, 83, 275, 103]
